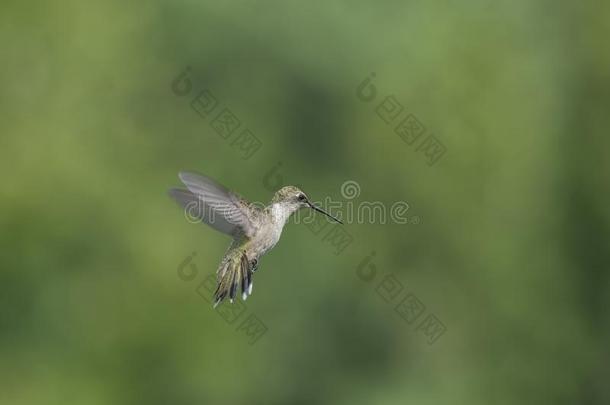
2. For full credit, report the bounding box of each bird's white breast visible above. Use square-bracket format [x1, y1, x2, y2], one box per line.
[249, 203, 290, 257]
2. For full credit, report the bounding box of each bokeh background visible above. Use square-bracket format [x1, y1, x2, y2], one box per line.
[1, 1, 609, 404]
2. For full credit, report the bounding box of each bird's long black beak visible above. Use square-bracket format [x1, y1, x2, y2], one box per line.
[307, 201, 343, 224]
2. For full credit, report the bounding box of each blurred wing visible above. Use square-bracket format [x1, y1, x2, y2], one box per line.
[170, 171, 259, 238]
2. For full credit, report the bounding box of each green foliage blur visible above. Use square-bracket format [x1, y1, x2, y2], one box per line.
[1, 0, 608, 404]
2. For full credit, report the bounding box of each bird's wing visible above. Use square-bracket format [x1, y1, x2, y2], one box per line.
[169, 171, 260, 238]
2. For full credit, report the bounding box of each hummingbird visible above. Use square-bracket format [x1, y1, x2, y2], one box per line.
[169, 171, 342, 307]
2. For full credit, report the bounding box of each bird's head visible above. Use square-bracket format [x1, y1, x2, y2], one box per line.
[272, 186, 342, 223]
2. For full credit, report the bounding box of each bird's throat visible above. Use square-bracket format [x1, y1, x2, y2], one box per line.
[270, 203, 292, 227]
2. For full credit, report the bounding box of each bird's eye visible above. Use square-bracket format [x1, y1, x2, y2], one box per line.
[297, 194, 306, 201]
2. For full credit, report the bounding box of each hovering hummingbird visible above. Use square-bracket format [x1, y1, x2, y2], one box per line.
[169, 171, 342, 307]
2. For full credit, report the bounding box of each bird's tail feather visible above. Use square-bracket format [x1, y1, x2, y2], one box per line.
[213, 250, 253, 307]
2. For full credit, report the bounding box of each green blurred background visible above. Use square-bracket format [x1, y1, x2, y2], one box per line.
[1, 0, 609, 404]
